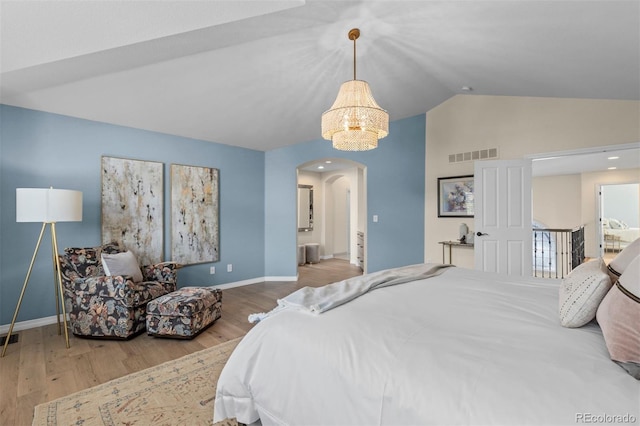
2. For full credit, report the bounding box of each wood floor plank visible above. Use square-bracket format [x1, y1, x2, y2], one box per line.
[0, 259, 361, 423]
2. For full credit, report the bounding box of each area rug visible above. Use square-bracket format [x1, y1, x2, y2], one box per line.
[32, 338, 242, 426]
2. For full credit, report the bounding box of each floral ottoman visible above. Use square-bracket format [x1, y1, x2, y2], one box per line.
[146, 287, 222, 339]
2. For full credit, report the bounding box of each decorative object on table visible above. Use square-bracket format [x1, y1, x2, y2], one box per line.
[170, 164, 220, 264]
[466, 232, 475, 244]
[147, 287, 222, 339]
[101, 156, 164, 265]
[459, 223, 469, 243]
[57, 242, 179, 339]
[2, 188, 82, 357]
[321, 28, 389, 151]
[437, 175, 475, 218]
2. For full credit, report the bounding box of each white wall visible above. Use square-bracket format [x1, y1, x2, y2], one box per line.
[602, 183, 640, 228]
[321, 167, 363, 265]
[425, 95, 640, 268]
[532, 174, 582, 229]
[331, 176, 349, 255]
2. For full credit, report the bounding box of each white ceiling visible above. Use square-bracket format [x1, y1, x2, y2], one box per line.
[1, 1, 639, 152]
[531, 144, 640, 177]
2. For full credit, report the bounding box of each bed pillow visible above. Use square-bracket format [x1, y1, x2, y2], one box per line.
[559, 258, 612, 328]
[101, 250, 143, 282]
[596, 255, 640, 379]
[607, 237, 640, 283]
[608, 218, 623, 229]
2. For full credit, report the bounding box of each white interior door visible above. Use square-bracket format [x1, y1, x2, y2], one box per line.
[474, 159, 532, 276]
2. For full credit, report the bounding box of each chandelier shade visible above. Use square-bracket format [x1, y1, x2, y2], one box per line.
[321, 80, 389, 151]
[321, 28, 389, 151]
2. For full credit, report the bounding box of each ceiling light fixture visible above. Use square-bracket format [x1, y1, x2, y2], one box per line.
[608, 156, 619, 160]
[608, 167, 617, 170]
[321, 28, 389, 151]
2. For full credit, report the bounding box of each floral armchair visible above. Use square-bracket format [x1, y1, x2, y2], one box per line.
[58, 242, 179, 339]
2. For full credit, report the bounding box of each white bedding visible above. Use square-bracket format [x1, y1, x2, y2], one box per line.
[214, 265, 640, 425]
[606, 228, 640, 244]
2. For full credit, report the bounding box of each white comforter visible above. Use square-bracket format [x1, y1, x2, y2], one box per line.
[606, 228, 640, 244]
[214, 265, 640, 425]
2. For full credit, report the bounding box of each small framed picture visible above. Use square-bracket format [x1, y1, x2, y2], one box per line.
[438, 175, 474, 217]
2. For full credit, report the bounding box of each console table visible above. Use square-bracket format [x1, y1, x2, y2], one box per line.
[439, 240, 474, 265]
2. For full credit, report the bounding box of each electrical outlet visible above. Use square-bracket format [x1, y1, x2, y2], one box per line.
[209, 266, 215, 274]
[227, 264, 233, 272]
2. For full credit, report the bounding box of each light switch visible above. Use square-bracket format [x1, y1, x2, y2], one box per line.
[373, 215, 378, 223]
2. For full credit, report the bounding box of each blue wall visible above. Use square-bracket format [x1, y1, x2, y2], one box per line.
[0, 105, 425, 326]
[0, 105, 265, 324]
[265, 114, 426, 277]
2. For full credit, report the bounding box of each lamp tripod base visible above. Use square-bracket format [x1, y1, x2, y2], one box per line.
[1, 222, 70, 358]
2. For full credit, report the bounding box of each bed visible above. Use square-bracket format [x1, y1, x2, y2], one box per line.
[603, 218, 640, 248]
[214, 263, 639, 425]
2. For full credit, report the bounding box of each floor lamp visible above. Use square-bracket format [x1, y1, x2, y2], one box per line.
[1, 188, 83, 358]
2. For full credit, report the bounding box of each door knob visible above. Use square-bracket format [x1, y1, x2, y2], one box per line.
[477, 232, 488, 237]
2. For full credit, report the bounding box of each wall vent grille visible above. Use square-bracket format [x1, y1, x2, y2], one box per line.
[448, 148, 498, 164]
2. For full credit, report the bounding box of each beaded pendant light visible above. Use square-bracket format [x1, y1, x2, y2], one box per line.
[321, 28, 389, 151]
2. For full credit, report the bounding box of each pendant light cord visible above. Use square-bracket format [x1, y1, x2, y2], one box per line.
[353, 35, 357, 80]
[348, 28, 360, 81]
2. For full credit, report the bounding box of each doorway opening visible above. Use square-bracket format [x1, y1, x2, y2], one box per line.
[296, 159, 366, 275]
[599, 183, 640, 261]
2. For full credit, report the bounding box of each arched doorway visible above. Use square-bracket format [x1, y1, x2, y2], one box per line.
[296, 158, 367, 273]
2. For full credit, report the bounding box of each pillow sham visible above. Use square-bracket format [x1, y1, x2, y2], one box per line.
[101, 250, 143, 283]
[559, 258, 612, 328]
[607, 237, 640, 283]
[608, 218, 623, 229]
[596, 255, 640, 379]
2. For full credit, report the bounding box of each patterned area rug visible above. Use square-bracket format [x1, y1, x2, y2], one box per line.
[32, 338, 242, 426]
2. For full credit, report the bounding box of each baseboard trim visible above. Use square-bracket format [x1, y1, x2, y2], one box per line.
[0, 315, 63, 335]
[263, 275, 298, 282]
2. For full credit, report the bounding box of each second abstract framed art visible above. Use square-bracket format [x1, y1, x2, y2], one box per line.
[170, 164, 220, 264]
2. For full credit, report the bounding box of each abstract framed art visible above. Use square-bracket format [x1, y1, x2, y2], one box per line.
[170, 164, 220, 264]
[437, 175, 475, 218]
[101, 156, 164, 264]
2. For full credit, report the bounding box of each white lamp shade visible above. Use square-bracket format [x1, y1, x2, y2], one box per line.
[16, 188, 83, 223]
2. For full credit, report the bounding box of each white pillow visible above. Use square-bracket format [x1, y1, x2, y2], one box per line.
[608, 237, 640, 283]
[609, 218, 623, 229]
[101, 250, 143, 282]
[559, 258, 612, 328]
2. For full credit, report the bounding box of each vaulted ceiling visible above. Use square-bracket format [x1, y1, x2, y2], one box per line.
[1, 1, 639, 151]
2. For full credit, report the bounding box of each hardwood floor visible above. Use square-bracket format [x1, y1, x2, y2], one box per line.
[0, 259, 362, 425]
